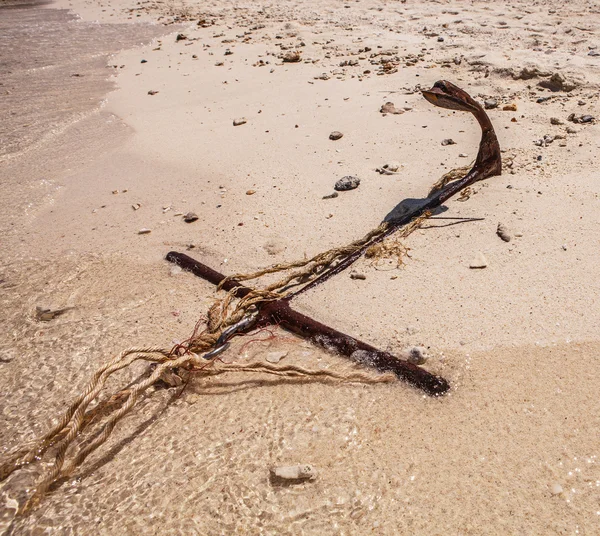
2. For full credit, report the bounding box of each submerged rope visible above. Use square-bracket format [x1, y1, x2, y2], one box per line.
[0, 169, 468, 513]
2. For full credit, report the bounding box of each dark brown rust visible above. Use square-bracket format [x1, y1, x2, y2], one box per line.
[166, 251, 449, 396]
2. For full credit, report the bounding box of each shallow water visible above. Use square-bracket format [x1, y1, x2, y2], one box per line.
[1, 257, 599, 535]
[0, 0, 160, 160]
[0, 0, 167, 259]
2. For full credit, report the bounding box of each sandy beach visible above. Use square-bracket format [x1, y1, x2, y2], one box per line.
[1, 0, 600, 533]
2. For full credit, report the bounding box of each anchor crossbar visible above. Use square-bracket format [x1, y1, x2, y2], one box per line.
[166, 251, 450, 396]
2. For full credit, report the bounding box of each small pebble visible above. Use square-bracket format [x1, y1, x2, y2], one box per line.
[377, 161, 402, 175]
[550, 117, 563, 125]
[502, 103, 517, 111]
[568, 113, 595, 124]
[458, 153, 468, 158]
[266, 351, 288, 363]
[403, 346, 429, 365]
[159, 370, 183, 387]
[282, 51, 301, 62]
[334, 176, 360, 191]
[138, 228, 152, 234]
[246, 190, 256, 195]
[183, 212, 199, 223]
[469, 251, 488, 269]
[484, 99, 498, 110]
[329, 131, 344, 141]
[441, 138, 456, 146]
[380, 102, 404, 115]
[496, 222, 511, 242]
[186, 394, 201, 405]
[147, 90, 159, 95]
[233, 117, 247, 126]
[35, 306, 69, 322]
[551, 483, 563, 496]
[350, 272, 366, 280]
[322, 192, 339, 199]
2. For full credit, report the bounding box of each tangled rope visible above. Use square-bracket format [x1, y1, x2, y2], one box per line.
[0, 170, 463, 513]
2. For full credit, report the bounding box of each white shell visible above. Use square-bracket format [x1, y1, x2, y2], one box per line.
[271, 464, 317, 481]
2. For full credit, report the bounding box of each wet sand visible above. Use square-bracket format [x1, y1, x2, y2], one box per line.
[1, 0, 600, 533]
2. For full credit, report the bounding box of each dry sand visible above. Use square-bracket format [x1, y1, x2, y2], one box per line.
[1, 0, 600, 533]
